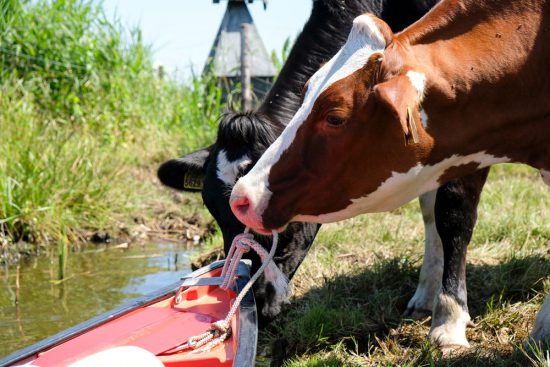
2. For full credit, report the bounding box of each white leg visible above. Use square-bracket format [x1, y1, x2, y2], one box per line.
[405, 190, 444, 319]
[528, 171, 549, 342]
[530, 292, 550, 343]
[429, 293, 471, 348]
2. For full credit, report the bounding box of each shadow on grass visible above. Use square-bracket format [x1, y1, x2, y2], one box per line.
[264, 255, 550, 367]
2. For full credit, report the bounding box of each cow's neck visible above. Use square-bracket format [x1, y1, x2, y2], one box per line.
[402, 0, 550, 170]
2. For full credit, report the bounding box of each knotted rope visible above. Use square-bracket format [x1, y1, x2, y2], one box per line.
[162, 228, 278, 355]
[220, 228, 271, 290]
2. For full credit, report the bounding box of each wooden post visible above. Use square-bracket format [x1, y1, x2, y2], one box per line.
[240, 23, 252, 111]
[158, 65, 165, 81]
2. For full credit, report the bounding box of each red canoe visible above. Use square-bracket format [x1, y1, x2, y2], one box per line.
[0, 261, 257, 367]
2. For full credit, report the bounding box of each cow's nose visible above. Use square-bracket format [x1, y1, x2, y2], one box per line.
[230, 183, 269, 232]
[230, 194, 250, 220]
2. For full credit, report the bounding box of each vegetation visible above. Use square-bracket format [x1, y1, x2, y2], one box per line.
[0, 0, 222, 250]
[1, 1, 548, 365]
[271, 37, 292, 73]
[257, 164, 550, 366]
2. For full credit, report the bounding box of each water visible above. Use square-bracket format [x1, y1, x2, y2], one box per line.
[0, 242, 196, 357]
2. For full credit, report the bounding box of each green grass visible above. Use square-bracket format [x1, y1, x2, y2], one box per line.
[0, 0, 222, 249]
[259, 164, 550, 366]
[1, 2, 549, 364]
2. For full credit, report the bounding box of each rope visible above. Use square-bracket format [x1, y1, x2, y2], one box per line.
[162, 228, 278, 355]
[220, 228, 270, 290]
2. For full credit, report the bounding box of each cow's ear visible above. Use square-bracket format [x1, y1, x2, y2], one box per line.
[157, 148, 210, 192]
[373, 75, 421, 144]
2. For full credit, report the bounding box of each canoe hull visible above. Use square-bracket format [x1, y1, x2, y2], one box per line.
[0, 261, 257, 367]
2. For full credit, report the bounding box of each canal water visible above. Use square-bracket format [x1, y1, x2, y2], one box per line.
[0, 241, 196, 357]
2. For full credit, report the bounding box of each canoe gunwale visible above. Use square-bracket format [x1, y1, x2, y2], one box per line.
[0, 260, 258, 367]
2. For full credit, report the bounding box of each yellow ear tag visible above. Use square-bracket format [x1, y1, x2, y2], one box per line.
[407, 106, 420, 144]
[183, 171, 203, 190]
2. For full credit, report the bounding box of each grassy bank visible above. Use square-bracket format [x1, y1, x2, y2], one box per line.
[258, 164, 550, 366]
[1, 2, 549, 365]
[0, 0, 221, 253]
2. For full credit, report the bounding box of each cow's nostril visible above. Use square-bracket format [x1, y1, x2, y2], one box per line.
[230, 195, 250, 217]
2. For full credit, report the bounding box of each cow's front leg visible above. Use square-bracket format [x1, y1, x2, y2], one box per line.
[529, 171, 550, 343]
[429, 168, 489, 349]
[253, 222, 320, 323]
[405, 190, 443, 319]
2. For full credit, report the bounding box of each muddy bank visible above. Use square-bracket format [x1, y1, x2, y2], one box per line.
[1, 176, 219, 266]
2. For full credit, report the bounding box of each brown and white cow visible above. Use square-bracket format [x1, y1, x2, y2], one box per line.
[230, 0, 550, 346]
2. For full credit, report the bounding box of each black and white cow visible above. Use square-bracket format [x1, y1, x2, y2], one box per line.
[158, 1, 486, 342]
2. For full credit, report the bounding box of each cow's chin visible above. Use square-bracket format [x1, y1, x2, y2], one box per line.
[233, 207, 290, 236]
[249, 223, 288, 236]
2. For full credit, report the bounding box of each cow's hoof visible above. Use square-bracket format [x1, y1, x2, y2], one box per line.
[529, 293, 550, 344]
[429, 324, 470, 350]
[404, 290, 436, 319]
[429, 293, 471, 349]
[403, 306, 432, 320]
[403, 299, 432, 320]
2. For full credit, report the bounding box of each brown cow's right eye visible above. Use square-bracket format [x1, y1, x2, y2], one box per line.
[326, 115, 347, 127]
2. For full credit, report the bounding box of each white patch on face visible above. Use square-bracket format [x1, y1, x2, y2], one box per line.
[234, 14, 387, 213]
[541, 169, 550, 186]
[406, 70, 426, 101]
[420, 109, 429, 128]
[296, 152, 510, 223]
[216, 150, 251, 186]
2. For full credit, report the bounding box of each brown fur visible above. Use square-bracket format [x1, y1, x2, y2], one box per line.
[259, 0, 550, 228]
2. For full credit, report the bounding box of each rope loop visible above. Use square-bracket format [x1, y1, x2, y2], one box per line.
[235, 239, 251, 253]
[220, 232, 260, 290]
[162, 228, 279, 355]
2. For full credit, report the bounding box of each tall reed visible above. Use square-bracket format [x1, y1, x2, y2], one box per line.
[0, 0, 224, 247]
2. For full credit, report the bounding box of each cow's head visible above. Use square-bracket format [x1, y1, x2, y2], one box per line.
[158, 112, 321, 320]
[230, 14, 433, 233]
[158, 111, 279, 250]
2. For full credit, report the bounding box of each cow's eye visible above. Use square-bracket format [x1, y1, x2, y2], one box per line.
[326, 115, 346, 127]
[235, 160, 252, 181]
